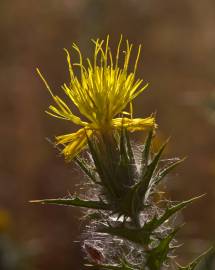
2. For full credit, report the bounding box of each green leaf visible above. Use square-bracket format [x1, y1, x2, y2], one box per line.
[30, 197, 111, 210]
[96, 195, 204, 248]
[119, 126, 129, 164]
[74, 156, 99, 184]
[99, 224, 151, 246]
[134, 140, 168, 204]
[142, 129, 153, 167]
[87, 135, 106, 179]
[124, 128, 135, 166]
[177, 247, 214, 270]
[146, 226, 180, 270]
[154, 157, 186, 185]
[86, 135, 117, 198]
[115, 127, 136, 188]
[124, 129, 137, 187]
[146, 195, 205, 231]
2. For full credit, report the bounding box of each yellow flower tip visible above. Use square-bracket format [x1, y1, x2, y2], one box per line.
[56, 128, 93, 160]
[112, 116, 156, 133]
[36, 68, 54, 98]
[38, 36, 156, 160]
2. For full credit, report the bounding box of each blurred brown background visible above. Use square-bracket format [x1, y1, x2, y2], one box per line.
[1, 0, 215, 269]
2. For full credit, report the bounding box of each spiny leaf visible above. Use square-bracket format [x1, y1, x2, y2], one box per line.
[119, 126, 129, 164]
[112, 188, 142, 224]
[135, 140, 168, 203]
[87, 135, 106, 179]
[100, 195, 204, 247]
[154, 157, 186, 185]
[124, 128, 135, 166]
[195, 247, 215, 269]
[30, 197, 112, 210]
[99, 224, 151, 246]
[74, 156, 99, 184]
[87, 135, 117, 198]
[146, 194, 205, 231]
[177, 247, 214, 270]
[115, 127, 136, 188]
[121, 195, 204, 244]
[142, 129, 153, 167]
[124, 129, 137, 186]
[146, 226, 180, 270]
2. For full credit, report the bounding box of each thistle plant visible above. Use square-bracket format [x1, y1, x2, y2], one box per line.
[33, 36, 212, 269]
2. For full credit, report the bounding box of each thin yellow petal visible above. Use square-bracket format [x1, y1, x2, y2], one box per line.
[39, 36, 157, 161]
[36, 68, 54, 97]
[56, 128, 93, 160]
[112, 116, 156, 132]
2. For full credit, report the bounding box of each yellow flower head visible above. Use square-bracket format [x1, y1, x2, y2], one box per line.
[37, 36, 155, 160]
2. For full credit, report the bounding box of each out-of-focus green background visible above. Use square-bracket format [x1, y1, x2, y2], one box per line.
[1, 0, 215, 269]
